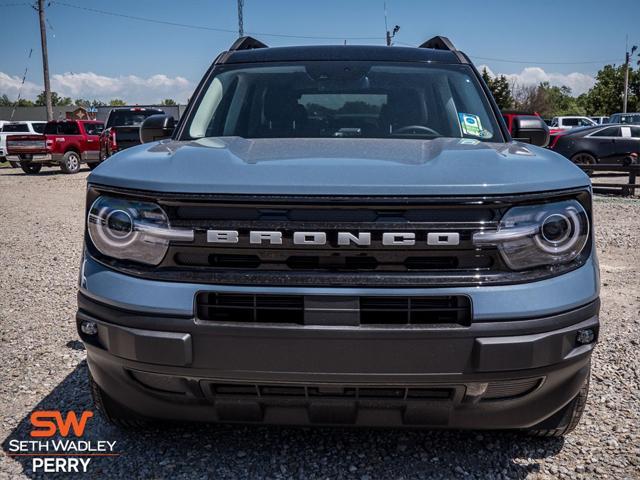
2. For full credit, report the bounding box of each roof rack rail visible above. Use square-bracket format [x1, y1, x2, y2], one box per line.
[229, 36, 268, 51]
[418, 35, 468, 64]
[418, 36, 456, 51]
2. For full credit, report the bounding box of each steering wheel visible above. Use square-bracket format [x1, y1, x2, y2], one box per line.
[393, 125, 441, 136]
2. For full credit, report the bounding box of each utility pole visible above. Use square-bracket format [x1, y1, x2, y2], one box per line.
[624, 51, 630, 113]
[383, 2, 399, 46]
[37, 0, 53, 121]
[237, 0, 244, 37]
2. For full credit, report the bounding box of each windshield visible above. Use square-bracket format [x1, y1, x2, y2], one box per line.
[612, 113, 640, 124]
[107, 109, 164, 128]
[185, 62, 502, 142]
[2, 123, 29, 133]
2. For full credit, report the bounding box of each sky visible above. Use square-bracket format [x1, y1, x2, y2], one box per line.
[0, 0, 638, 104]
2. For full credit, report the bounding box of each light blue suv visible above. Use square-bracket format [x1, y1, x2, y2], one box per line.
[77, 36, 599, 436]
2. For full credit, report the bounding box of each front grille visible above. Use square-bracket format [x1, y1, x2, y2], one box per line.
[87, 188, 591, 287]
[196, 292, 471, 326]
[197, 293, 305, 324]
[359, 296, 471, 325]
[156, 196, 507, 285]
[208, 383, 454, 401]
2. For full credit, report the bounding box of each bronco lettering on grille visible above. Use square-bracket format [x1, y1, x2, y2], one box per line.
[206, 230, 460, 246]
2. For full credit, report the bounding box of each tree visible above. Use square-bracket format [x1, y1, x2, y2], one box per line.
[15, 98, 35, 107]
[481, 68, 514, 110]
[35, 90, 72, 106]
[578, 64, 640, 115]
[75, 98, 107, 108]
[160, 98, 177, 106]
[109, 99, 126, 106]
[511, 82, 584, 117]
[0, 94, 12, 106]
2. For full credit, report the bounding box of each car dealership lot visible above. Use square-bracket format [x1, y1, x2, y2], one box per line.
[0, 167, 638, 479]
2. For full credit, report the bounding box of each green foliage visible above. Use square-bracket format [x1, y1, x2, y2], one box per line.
[109, 99, 127, 106]
[579, 64, 640, 115]
[160, 98, 177, 106]
[0, 94, 12, 107]
[35, 91, 73, 106]
[74, 98, 107, 108]
[481, 68, 514, 110]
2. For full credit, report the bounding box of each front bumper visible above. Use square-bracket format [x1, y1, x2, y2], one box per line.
[77, 288, 599, 429]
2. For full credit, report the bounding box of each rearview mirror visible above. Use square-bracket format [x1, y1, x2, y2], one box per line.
[512, 116, 550, 147]
[140, 114, 175, 143]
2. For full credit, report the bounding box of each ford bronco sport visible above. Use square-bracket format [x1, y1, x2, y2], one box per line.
[77, 36, 599, 436]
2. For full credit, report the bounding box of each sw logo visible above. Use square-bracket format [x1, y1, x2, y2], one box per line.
[30, 410, 94, 437]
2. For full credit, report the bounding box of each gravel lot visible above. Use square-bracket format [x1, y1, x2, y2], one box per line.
[0, 165, 638, 479]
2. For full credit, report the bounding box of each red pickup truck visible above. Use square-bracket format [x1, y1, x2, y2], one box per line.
[6, 119, 104, 174]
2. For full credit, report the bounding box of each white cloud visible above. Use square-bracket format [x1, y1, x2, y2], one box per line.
[0, 71, 194, 104]
[0, 72, 42, 100]
[479, 65, 596, 96]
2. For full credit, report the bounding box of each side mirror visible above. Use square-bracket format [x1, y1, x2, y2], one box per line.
[140, 114, 175, 143]
[512, 116, 550, 147]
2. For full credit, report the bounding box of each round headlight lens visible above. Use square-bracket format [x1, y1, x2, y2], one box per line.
[540, 213, 571, 244]
[88, 196, 172, 265]
[474, 199, 590, 270]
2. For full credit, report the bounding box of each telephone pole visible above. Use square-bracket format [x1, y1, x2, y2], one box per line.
[237, 0, 244, 37]
[37, 0, 53, 121]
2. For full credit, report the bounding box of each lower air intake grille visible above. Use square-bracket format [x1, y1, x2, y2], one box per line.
[196, 293, 471, 326]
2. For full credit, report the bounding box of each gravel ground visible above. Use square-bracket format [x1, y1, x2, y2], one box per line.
[0, 165, 638, 479]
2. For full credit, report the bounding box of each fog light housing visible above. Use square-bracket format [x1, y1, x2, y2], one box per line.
[81, 320, 98, 336]
[576, 328, 595, 345]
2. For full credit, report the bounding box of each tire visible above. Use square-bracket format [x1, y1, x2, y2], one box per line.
[60, 151, 81, 174]
[20, 162, 42, 174]
[87, 161, 102, 170]
[571, 152, 597, 175]
[526, 373, 590, 437]
[89, 370, 149, 429]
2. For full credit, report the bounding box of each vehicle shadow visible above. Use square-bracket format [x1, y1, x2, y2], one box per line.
[2, 362, 564, 479]
[1, 168, 91, 177]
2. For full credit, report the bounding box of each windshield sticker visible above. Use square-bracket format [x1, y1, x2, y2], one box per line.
[459, 113, 483, 137]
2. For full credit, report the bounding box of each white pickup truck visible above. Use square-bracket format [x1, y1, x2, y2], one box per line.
[0, 121, 47, 167]
[549, 116, 597, 132]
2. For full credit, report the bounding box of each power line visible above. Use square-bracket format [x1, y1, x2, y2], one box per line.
[50, 1, 381, 41]
[394, 41, 620, 65]
[469, 55, 620, 65]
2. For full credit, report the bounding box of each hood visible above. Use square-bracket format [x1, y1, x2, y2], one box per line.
[88, 137, 589, 196]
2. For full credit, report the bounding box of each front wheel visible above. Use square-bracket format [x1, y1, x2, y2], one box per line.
[20, 162, 42, 174]
[60, 151, 81, 174]
[526, 371, 590, 437]
[89, 370, 149, 429]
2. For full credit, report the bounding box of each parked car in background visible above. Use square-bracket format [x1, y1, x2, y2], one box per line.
[99, 107, 165, 162]
[589, 116, 609, 125]
[549, 116, 597, 134]
[6, 119, 103, 174]
[0, 121, 46, 167]
[607, 112, 640, 125]
[549, 123, 640, 168]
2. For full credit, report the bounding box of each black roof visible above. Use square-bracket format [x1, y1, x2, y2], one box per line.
[215, 36, 468, 65]
[220, 45, 463, 64]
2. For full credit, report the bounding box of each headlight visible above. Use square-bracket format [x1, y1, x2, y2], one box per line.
[473, 199, 589, 270]
[88, 196, 193, 265]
